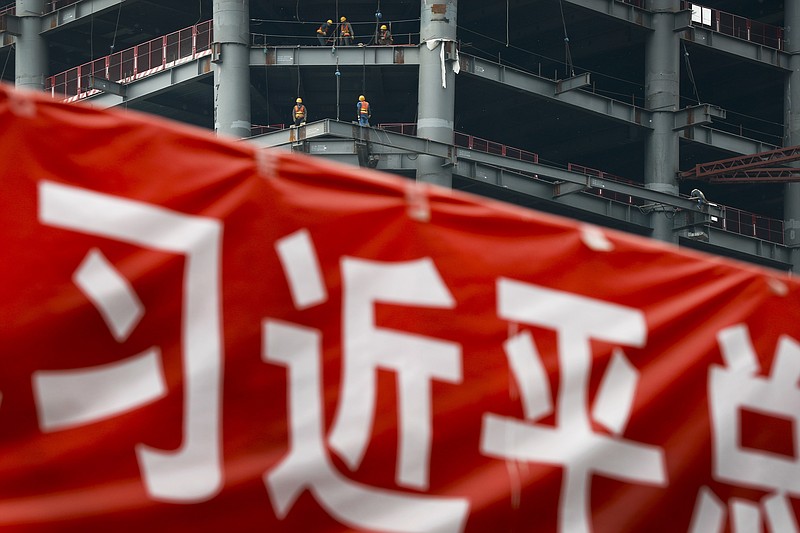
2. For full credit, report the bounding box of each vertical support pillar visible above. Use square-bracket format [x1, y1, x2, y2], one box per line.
[15, 0, 47, 92]
[644, 0, 681, 244]
[416, 0, 457, 187]
[213, 0, 251, 138]
[784, 0, 800, 271]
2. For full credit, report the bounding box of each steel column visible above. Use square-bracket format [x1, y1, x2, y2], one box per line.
[14, 0, 46, 91]
[644, 0, 681, 243]
[213, 0, 251, 138]
[784, 0, 800, 262]
[416, 0, 457, 187]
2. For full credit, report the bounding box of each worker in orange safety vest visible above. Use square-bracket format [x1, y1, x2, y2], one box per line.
[316, 19, 333, 45]
[356, 95, 370, 126]
[339, 16, 353, 46]
[292, 97, 307, 127]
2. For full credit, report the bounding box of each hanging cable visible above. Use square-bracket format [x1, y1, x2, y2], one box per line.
[89, 5, 94, 59]
[264, 66, 270, 125]
[373, 0, 382, 46]
[335, 59, 341, 121]
[110, 2, 122, 53]
[362, 45, 367, 94]
[506, 0, 510, 47]
[194, 0, 202, 25]
[556, 0, 574, 77]
[682, 41, 701, 105]
[0, 44, 13, 82]
[296, 63, 301, 97]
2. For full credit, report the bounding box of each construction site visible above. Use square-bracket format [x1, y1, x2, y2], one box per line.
[1, 0, 796, 271]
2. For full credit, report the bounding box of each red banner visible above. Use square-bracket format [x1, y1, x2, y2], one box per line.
[1, 83, 800, 532]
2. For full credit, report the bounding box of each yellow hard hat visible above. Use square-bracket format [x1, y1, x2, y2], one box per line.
[327, 19, 333, 24]
[296, 97, 302, 103]
[340, 16, 346, 22]
[381, 25, 387, 30]
[359, 95, 365, 101]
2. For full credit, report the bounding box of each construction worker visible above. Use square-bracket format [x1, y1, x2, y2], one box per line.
[292, 97, 307, 127]
[378, 24, 393, 45]
[316, 19, 333, 46]
[339, 16, 353, 46]
[356, 95, 370, 126]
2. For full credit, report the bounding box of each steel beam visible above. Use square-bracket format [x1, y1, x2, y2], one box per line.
[680, 230, 793, 271]
[40, 0, 127, 33]
[249, 119, 720, 215]
[679, 126, 779, 157]
[683, 26, 791, 70]
[251, 45, 417, 67]
[84, 56, 213, 107]
[562, 0, 652, 28]
[555, 73, 592, 95]
[459, 53, 652, 128]
[673, 104, 726, 131]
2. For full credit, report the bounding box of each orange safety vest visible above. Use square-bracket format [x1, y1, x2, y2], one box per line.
[359, 101, 369, 114]
[294, 104, 306, 118]
[341, 23, 352, 37]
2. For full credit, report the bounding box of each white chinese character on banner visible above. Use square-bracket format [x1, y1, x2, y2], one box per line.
[33, 180, 224, 503]
[264, 229, 469, 532]
[689, 325, 800, 532]
[480, 278, 667, 533]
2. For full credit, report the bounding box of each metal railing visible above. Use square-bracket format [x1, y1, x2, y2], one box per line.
[567, 162, 785, 244]
[566, 163, 646, 207]
[250, 19, 420, 47]
[682, 1, 784, 50]
[375, 127, 786, 245]
[380, 124, 540, 164]
[46, 20, 213, 101]
[45, 1, 80, 11]
[251, 124, 287, 135]
[714, 207, 784, 244]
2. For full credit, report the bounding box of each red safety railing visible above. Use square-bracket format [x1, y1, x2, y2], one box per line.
[455, 132, 539, 163]
[682, 1, 784, 50]
[46, 20, 213, 101]
[380, 124, 539, 164]
[713, 206, 784, 244]
[567, 163, 646, 207]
